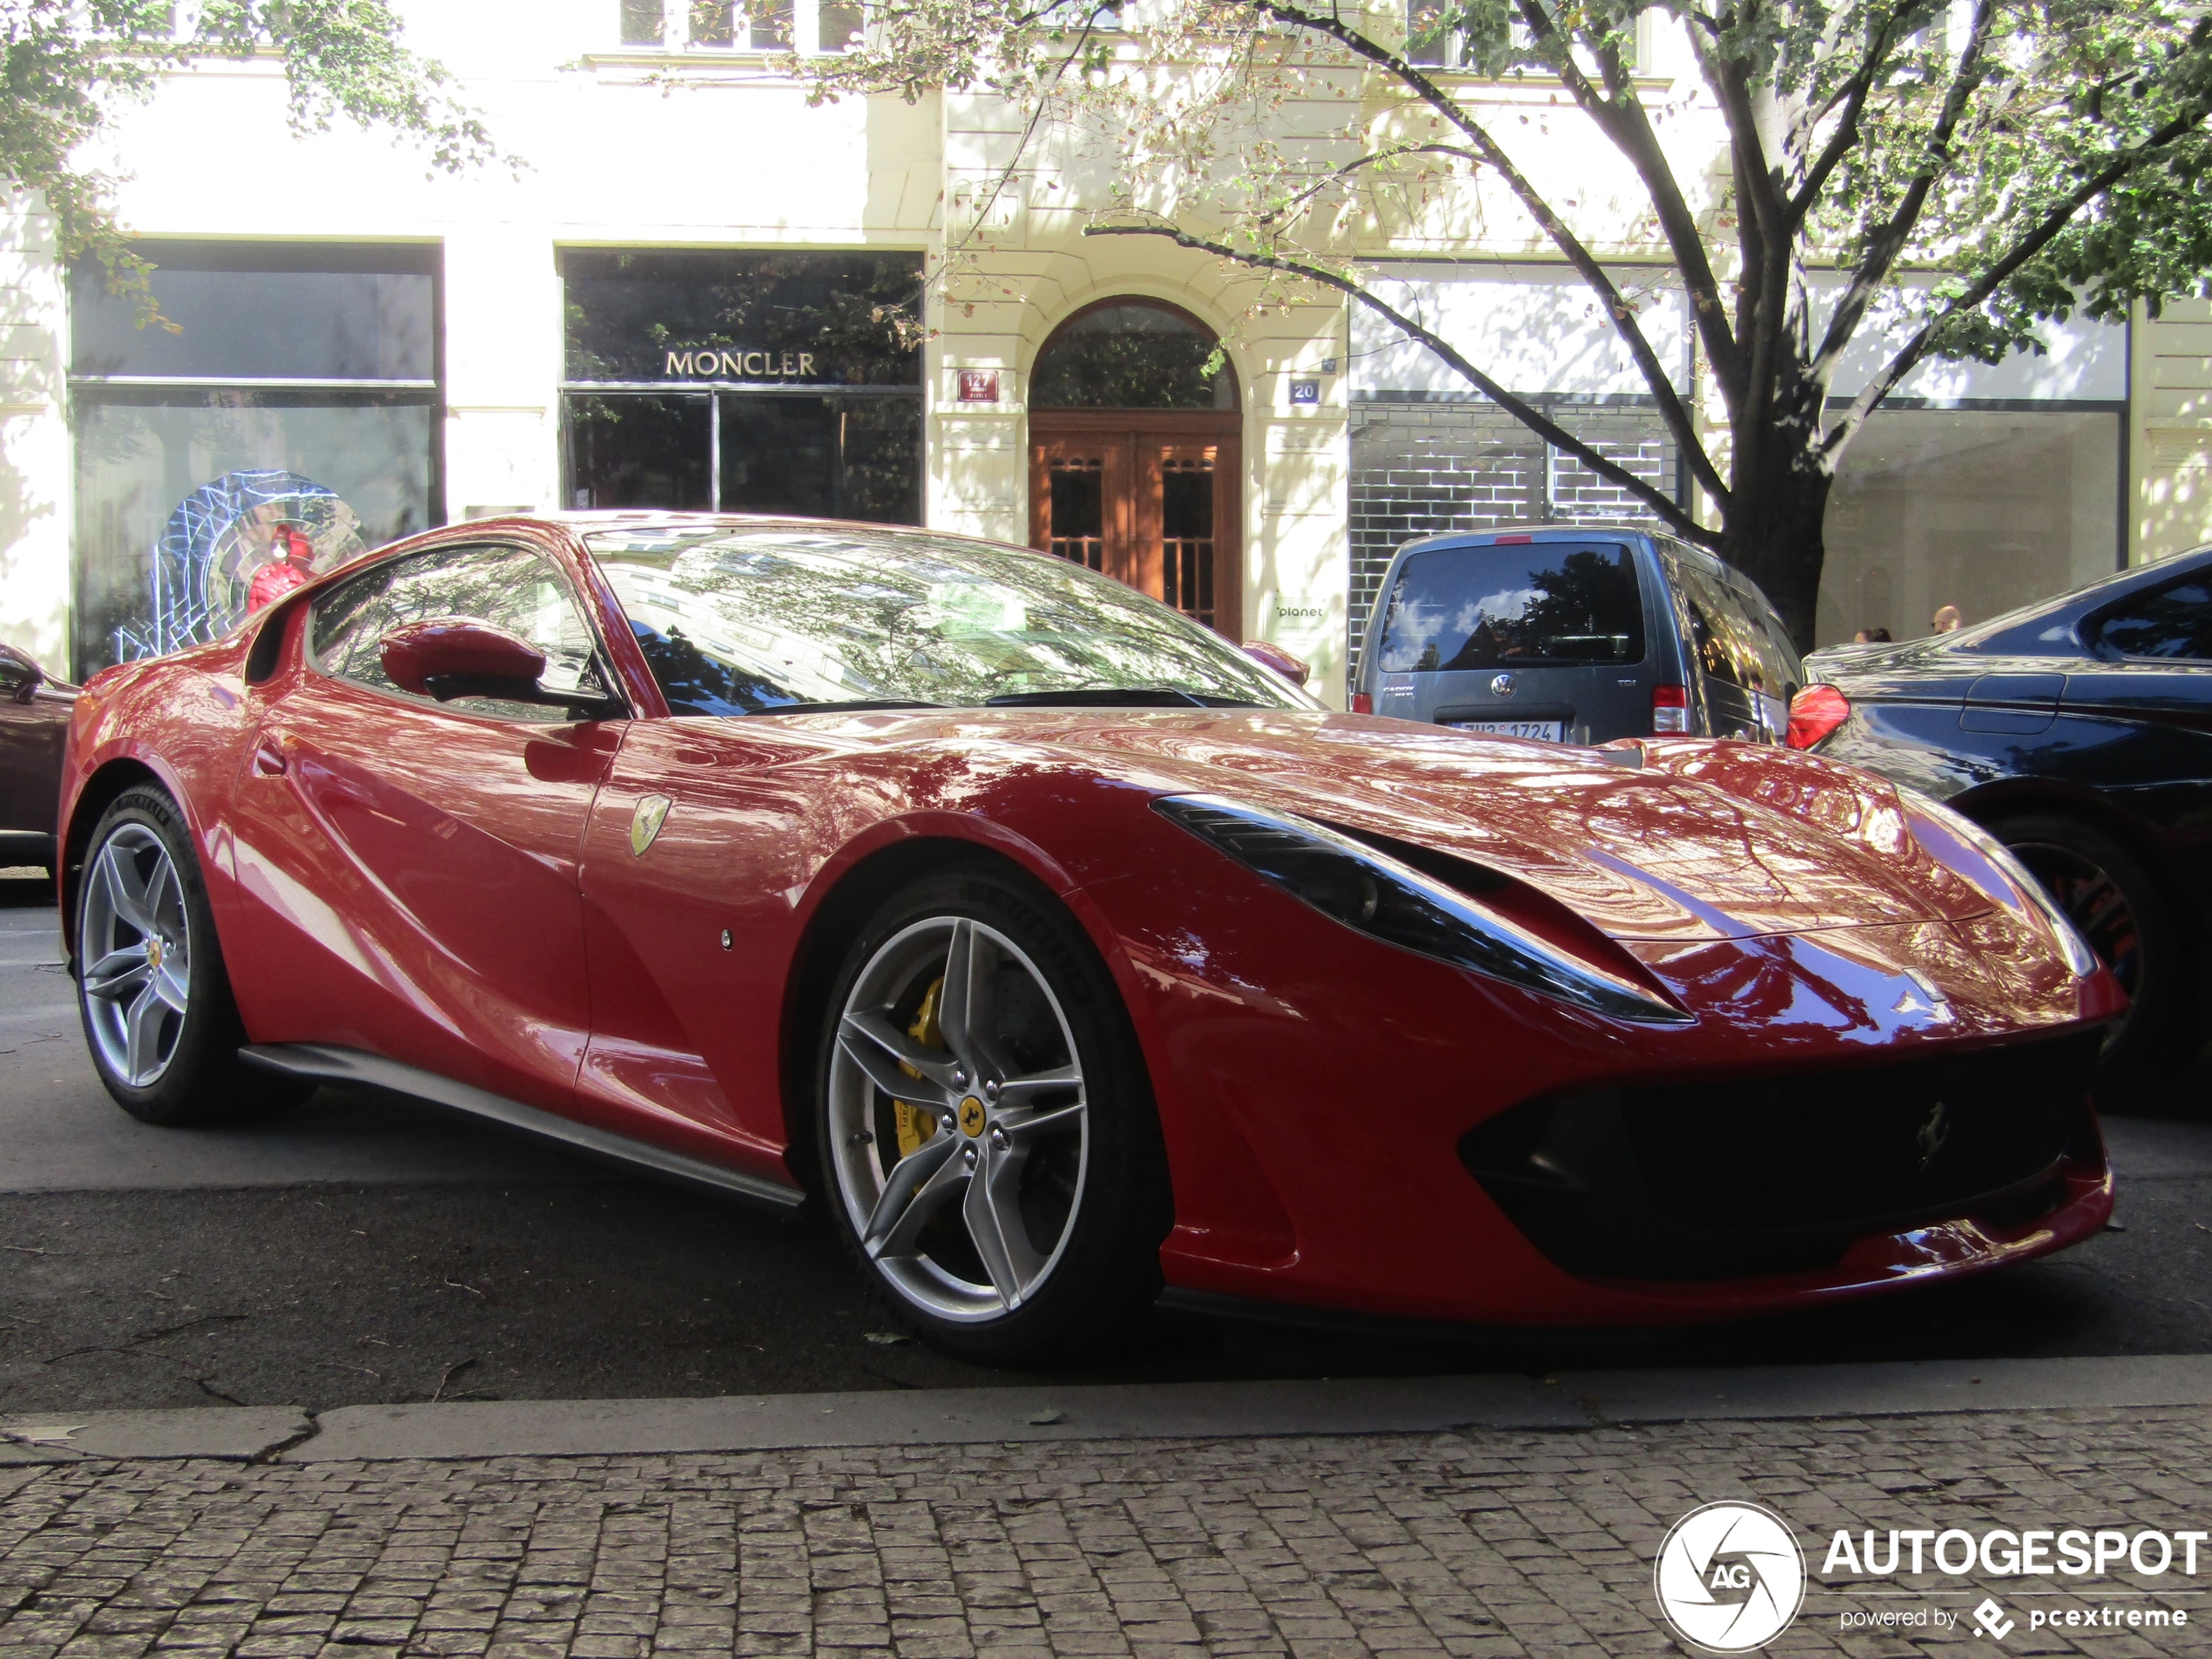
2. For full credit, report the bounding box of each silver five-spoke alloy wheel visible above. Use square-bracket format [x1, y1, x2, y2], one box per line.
[827, 915, 1089, 1322]
[81, 822, 193, 1088]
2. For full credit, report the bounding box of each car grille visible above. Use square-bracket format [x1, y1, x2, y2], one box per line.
[1459, 1031, 2101, 1281]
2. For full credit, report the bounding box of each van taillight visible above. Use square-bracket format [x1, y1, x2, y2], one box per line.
[1351, 691, 1374, 713]
[1651, 684, 1689, 734]
[1786, 684, 1851, 750]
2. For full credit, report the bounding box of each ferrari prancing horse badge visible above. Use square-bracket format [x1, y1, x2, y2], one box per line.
[631, 794, 672, 857]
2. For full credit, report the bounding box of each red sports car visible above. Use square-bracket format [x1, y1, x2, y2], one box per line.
[57, 514, 2123, 1361]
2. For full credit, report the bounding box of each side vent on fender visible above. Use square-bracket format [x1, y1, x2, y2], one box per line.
[244, 604, 294, 684]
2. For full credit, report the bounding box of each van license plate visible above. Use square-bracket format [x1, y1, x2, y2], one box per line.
[1447, 720, 1567, 742]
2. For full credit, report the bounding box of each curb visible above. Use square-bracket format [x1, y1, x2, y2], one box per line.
[5, 1353, 2209, 1467]
[0, 1406, 308, 1467]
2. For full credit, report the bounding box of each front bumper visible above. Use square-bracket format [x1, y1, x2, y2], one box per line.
[1096, 838, 2122, 1329]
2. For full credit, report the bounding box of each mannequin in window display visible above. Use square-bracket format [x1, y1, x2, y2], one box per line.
[246, 524, 320, 613]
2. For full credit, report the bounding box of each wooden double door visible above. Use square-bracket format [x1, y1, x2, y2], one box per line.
[1029, 411, 1242, 638]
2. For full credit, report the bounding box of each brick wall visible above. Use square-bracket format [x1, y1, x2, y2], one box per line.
[1346, 400, 1676, 685]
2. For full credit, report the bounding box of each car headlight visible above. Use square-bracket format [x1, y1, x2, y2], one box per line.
[1902, 789, 2101, 979]
[1151, 794, 1690, 1024]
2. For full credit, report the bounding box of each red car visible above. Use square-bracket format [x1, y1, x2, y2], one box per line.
[56, 514, 2123, 1362]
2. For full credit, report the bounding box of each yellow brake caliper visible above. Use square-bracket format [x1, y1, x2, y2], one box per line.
[894, 976, 946, 1158]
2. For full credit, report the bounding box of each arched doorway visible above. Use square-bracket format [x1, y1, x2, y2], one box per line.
[1028, 300, 1242, 637]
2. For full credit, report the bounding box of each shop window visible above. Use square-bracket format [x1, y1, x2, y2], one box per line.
[1031, 302, 1238, 411]
[560, 249, 923, 523]
[1817, 408, 2121, 646]
[68, 243, 441, 679]
[620, 0, 665, 43]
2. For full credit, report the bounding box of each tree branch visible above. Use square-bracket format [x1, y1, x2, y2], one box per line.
[1507, 0, 1748, 421]
[1257, 0, 1729, 508]
[1811, 0, 1998, 379]
[1825, 95, 2212, 456]
[1784, 10, 1906, 230]
[1255, 140, 1486, 231]
[1085, 222, 1719, 546]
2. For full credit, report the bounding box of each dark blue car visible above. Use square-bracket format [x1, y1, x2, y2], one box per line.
[1795, 548, 2212, 1092]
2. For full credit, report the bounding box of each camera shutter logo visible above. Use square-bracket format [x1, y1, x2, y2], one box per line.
[1653, 1501, 1806, 1652]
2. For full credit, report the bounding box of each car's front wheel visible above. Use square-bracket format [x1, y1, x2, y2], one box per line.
[77, 784, 305, 1125]
[816, 863, 1170, 1363]
[1984, 809, 2200, 1095]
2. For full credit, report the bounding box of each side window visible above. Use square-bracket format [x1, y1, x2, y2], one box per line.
[309, 543, 614, 722]
[1733, 582, 1804, 695]
[2093, 576, 2212, 661]
[1676, 565, 1770, 693]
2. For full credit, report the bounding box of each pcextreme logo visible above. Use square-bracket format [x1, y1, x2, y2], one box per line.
[1653, 1501, 1808, 1652]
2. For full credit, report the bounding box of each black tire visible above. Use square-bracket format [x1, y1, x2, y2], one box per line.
[813, 861, 1171, 1365]
[1982, 809, 2202, 1096]
[75, 784, 307, 1125]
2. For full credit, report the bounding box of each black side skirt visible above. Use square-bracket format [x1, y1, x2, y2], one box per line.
[238, 1042, 806, 1213]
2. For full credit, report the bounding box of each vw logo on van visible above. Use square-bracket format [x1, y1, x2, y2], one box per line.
[1491, 672, 1517, 698]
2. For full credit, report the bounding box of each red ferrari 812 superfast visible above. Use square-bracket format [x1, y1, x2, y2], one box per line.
[57, 514, 2123, 1361]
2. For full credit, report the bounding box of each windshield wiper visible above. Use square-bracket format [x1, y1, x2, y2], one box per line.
[984, 687, 1225, 710]
[747, 698, 950, 716]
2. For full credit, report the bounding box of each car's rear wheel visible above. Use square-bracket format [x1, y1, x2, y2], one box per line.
[77, 785, 306, 1125]
[1983, 810, 2200, 1095]
[816, 863, 1170, 1364]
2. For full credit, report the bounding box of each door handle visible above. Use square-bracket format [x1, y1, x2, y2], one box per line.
[252, 741, 288, 777]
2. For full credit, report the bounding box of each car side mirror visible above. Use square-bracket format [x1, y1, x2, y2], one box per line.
[0, 644, 43, 705]
[380, 619, 616, 716]
[1241, 639, 1311, 688]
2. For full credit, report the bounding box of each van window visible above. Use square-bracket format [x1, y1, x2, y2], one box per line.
[1376, 542, 1647, 672]
[1734, 583, 1804, 693]
[1676, 565, 1781, 692]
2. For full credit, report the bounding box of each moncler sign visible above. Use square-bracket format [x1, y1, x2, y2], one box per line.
[663, 347, 821, 380]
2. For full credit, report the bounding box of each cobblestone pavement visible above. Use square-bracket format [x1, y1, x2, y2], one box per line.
[2, 1407, 2208, 1658]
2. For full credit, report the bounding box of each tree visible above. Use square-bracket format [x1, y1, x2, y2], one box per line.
[2, 0, 510, 318]
[802, 0, 2212, 647]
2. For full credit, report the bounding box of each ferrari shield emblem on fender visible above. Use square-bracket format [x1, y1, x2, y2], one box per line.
[630, 794, 672, 857]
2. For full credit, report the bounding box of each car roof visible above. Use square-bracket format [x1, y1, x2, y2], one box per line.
[1395, 521, 1665, 556]
[1386, 521, 1751, 592]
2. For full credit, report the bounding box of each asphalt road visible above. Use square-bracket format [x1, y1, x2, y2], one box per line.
[4, 868, 2210, 1415]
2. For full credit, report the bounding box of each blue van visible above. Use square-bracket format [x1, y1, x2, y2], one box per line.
[1351, 523, 1803, 745]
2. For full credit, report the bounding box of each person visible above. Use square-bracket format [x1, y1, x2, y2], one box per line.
[1852, 626, 1893, 644]
[1932, 604, 1962, 634]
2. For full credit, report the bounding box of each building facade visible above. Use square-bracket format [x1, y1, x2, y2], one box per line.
[1, 1, 2207, 705]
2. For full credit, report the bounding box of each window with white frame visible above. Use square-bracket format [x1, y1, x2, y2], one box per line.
[619, 0, 863, 52]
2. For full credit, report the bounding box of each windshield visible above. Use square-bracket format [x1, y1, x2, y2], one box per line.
[585, 523, 1317, 714]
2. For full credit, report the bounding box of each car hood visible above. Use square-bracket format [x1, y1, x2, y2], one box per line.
[923, 707, 1996, 942]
